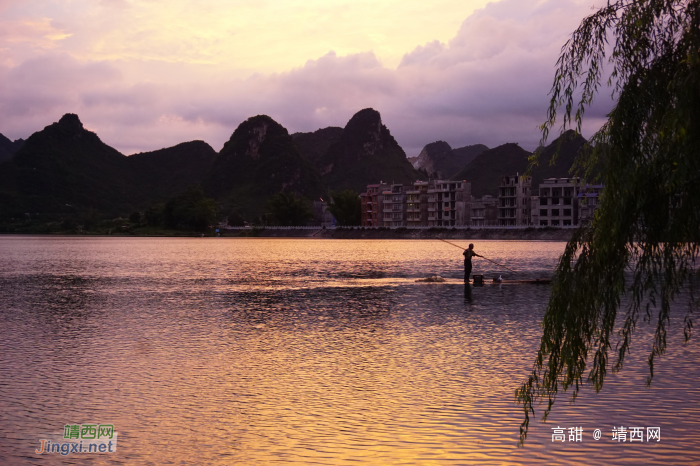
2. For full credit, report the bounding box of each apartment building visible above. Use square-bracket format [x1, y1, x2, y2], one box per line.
[382, 184, 407, 227]
[362, 179, 470, 227]
[537, 177, 583, 226]
[497, 175, 532, 226]
[360, 182, 389, 227]
[426, 180, 470, 227]
[470, 195, 498, 226]
[406, 180, 429, 227]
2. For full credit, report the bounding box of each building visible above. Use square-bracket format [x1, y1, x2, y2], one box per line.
[362, 179, 471, 227]
[382, 184, 407, 227]
[406, 181, 429, 227]
[577, 184, 604, 225]
[537, 177, 583, 226]
[360, 183, 389, 227]
[498, 175, 532, 226]
[530, 196, 540, 226]
[426, 180, 470, 227]
[470, 195, 498, 226]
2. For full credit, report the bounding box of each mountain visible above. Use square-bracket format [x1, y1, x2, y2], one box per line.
[128, 141, 217, 203]
[0, 114, 220, 218]
[451, 144, 489, 171]
[451, 143, 532, 197]
[204, 115, 324, 215]
[0, 114, 139, 215]
[0, 133, 25, 164]
[317, 108, 426, 193]
[528, 130, 588, 185]
[451, 130, 586, 197]
[292, 127, 343, 164]
[411, 141, 488, 179]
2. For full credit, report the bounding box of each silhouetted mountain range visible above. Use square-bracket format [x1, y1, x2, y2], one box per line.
[411, 141, 488, 179]
[451, 130, 585, 197]
[0, 133, 25, 164]
[317, 108, 426, 192]
[130, 140, 218, 203]
[292, 127, 343, 164]
[0, 111, 586, 224]
[205, 114, 323, 216]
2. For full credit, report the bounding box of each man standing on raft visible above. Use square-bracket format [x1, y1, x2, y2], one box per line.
[463, 244, 481, 283]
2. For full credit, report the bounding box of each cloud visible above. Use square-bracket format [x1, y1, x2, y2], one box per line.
[0, 0, 614, 157]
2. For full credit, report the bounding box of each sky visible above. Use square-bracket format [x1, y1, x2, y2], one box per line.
[0, 0, 613, 156]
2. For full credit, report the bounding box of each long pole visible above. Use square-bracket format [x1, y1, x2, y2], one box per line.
[437, 238, 520, 274]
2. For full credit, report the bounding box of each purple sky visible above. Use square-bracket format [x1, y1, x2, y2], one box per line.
[0, 0, 613, 156]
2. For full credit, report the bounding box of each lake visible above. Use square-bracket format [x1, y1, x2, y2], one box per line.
[0, 237, 698, 465]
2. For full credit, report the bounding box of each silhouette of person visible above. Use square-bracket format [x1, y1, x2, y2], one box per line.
[463, 243, 481, 283]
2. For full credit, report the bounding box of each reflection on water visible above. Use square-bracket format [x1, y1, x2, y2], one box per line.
[0, 237, 699, 465]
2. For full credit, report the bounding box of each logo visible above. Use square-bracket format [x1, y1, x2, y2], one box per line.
[36, 423, 117, 456]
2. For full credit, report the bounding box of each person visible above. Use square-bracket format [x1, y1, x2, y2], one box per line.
[463, 243, 481, 283]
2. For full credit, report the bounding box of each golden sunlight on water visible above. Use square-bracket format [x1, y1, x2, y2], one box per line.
[0, 237, 698, 465]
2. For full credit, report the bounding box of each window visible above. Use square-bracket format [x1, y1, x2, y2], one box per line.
[523, 187, 527, 194]
[541, 188, 550, 196]
[552, 188, 562, 197]
[552, 209, 560, 216]
[522, 209, 527, 214]
[540, 220, 548, 226]
[563, 219, 572, 226]
[540, 198, 547, 206]
[551, 220, 560, 226]
[552, 197, 560, 205]
[564, 197, 572, 205]
[540, 209, 548, 216]
[564, 209, 571, 216]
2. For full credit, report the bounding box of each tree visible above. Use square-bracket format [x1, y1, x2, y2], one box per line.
[163, 185, 216, 232]
[266, 192, 312, 226]
[128, 211, 141, 225]
[327, 190, 361, 226]
[518, 0, 700, 445]
[144, 204, 164, 226]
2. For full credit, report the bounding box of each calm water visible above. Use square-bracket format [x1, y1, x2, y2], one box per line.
[0, 237, 698, 465]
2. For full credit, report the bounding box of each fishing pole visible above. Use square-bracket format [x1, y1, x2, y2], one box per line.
[437, 238, 520, 274]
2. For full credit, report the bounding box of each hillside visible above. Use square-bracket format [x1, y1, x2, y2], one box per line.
[0, 114, 222, 218]
[451, 130, 586, 197]
[0, 134, 26, 164]
[204, 115, 324, 216]
[451, 143, 532, 197]
[411, 141, 488, 179]
[318, 108, 426, 193]
[0, 114, 139, 216]
[292, 127, 343, 164]
[528, 130, 588, 185]
[128, 141, 217, 203]
[451, 144, 489, 173]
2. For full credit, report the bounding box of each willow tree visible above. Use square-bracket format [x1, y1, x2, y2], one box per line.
[517, 0, 700, 444]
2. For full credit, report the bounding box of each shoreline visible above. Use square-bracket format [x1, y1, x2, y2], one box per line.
[0, 228, 575, 241]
